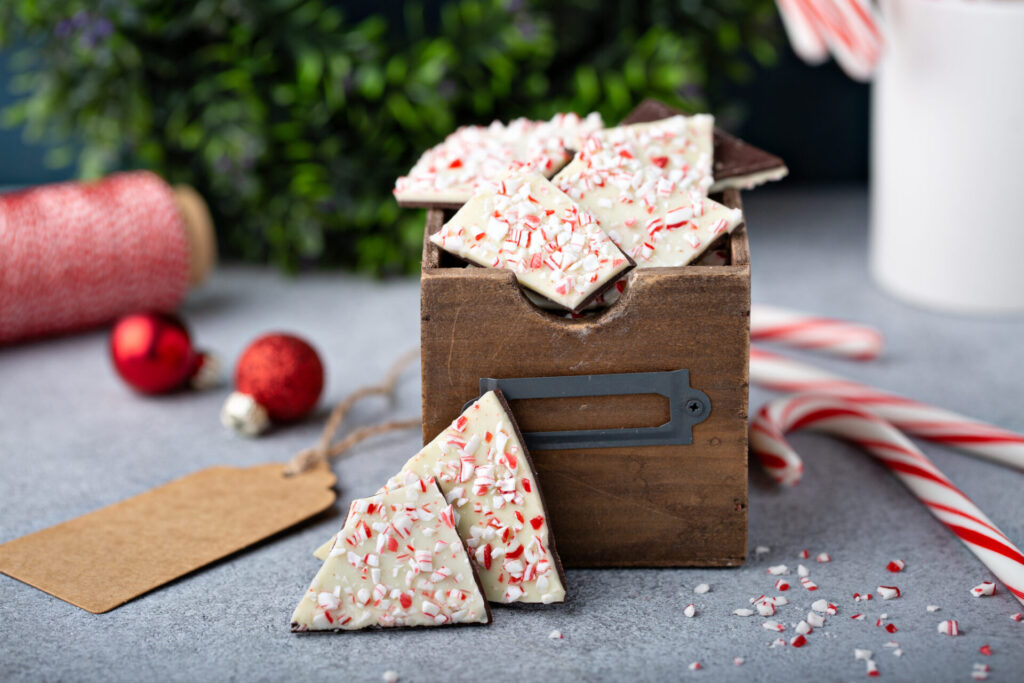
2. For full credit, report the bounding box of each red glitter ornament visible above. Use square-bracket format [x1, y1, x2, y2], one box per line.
[221, 333, 324, 436]
[110, 312, 194, 394]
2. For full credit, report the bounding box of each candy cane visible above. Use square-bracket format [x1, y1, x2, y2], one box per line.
[797, 0, 878, 81]
[750, 394, 1024, 605]
[750, 346, 1024, 472]
[775, 0, 829, 65]
[751, 304, 884, 360]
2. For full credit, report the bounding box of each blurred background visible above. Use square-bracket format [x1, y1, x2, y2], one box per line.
[0, 0, 866, 275]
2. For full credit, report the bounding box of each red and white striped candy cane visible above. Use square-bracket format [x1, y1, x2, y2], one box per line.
[750, 394, 1024, 605]
[751, 304, 884, 360]
[750, 346, 1024, 472]
[786, 0, 881, 81]
[775, 0, 829, 65]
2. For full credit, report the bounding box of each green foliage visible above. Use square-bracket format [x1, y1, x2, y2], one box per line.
[0, 0, 778, 273]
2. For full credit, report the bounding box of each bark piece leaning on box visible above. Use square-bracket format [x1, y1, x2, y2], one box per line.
[315, 390, 567, 605]
[429, 170, 633, 312]
[553, 115, 744, 268]
[291, 478, 490, 631]
[393, 112, 604, 208]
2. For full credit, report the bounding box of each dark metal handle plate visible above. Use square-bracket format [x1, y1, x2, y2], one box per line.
[464, 369, 710, 450]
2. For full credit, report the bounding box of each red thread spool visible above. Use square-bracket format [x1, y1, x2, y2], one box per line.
[0, 171, 216, 344]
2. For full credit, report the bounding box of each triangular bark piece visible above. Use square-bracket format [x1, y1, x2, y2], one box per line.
[622, 98, 788, 192]
[429, 170, 633, 312]
[291, 479, 490, 631]
[316, 391, 567, 604]
[552, 116, 745, 267]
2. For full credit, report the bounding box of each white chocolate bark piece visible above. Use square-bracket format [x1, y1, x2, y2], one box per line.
[291, 479, 489, 631]
[553, 116, 743, 268]
[316, 391, 566, 605]
[393, 112, 603, 206]
[430, 171, 632, 311]
[709, 165, 789, 193]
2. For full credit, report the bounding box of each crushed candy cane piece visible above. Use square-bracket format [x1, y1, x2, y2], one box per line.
[970, 581, 996, 597]
[798, 549, 809, 559]
[767, 565, 789, 576]
[790, 634, 808, 648]
[893, 649, 902, 657]
[688, 662, 701, 671]
[877, 585, 901, 600]
[816, 553, 831, 563]
[1011, 612, 1022, 622]
[811, 599, 837, 615]
[937, 620, 960, 636]
[684, 603, 697, 618]
[694, 583, 711, 594]
[549, 630, 563, 640]
[807, 612, 825, 628]
[854, 649, 873, 661]
[770, 638, 787, 648]
[733, 657, 744, 666]
[733, 608, 755, 617]
[885, 623, 898, 634]
[796, 620, 812, 635]
[851, 613, 865, 621]
[383, 671, 399, 683]
[979, 644, 991, 656]
[775, 579, 790, 591]
[756, 601, 775, 617]
[763, 620, 785, 632]
[883, 641, 899, 648]
[927, 605, 941, 613]
[886, 559, 905, 573]
[797, 564, 809, 578]
[755, 545, 771, 555]
[800, 576, 818, 591]
[866, 659, 880, 677]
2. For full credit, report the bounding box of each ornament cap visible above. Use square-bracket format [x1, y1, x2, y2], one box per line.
[189, 351, 222, 390]
[221, 391, 271, 437]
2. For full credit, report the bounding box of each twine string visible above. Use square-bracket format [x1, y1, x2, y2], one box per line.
[285, 349, 420, 475]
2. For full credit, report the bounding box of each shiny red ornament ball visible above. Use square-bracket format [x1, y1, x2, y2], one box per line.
[110, 312, 196, 394]
[234, 333, 324, 421]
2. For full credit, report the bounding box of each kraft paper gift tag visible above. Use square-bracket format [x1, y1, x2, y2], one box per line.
[0, 463, 336, 613]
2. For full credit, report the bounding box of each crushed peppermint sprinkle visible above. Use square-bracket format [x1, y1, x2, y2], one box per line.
[972, 663, 990, 680]
[798, 549, 809, 559]
[970, 581, 996, 597]
[797, 564, 810, 578]
[806, 612, 825, 628]
[733, 608, 755, 617]
[382, 671, 399, 683]
[694, 583, 711, 594]
[811, 599, 837, 615]
[816, 553, 831, 563]
[866, 659, 880, 677]
[927, 605, 941, 613]
[790, 634, 808, 648]
[755, 546, 771, 555]
[431, 171, 631, 312]
[770, 638, 787, 648]
[800, 576, 818, 591]
[979, 644, 991, 656]
[733, 657, 744, 666]
[795, 620, 813, 635]
[937, 619, 960, 636]
[877, 585, 901, 600]
[394, 112, 603, 204]
[549, 630, 563, 640]
[688, 662, 701, 671]
[684, 603, 697, 618]
[886, 559, 905, 573]
[854, 648, 873, 661]
[767, 565, 789, 576]
[762, 620, 785, 632]
[1011, 612, 1022, 622]
[775, 579, 791, 591]
[851, 613, 865, 621]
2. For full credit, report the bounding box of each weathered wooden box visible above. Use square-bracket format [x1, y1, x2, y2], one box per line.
[419, 182, 750, 567]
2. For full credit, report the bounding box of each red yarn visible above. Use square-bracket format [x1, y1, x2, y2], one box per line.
[235, 334, 324, 421]
[0, 171, 190, 343]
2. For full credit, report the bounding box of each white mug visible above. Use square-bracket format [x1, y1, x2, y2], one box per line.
[871, 0, 1024, 314]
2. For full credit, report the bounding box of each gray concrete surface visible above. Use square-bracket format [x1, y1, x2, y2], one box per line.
[2, 186, 1021, 682]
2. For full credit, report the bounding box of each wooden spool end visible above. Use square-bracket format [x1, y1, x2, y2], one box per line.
[173, 185, 217, 286]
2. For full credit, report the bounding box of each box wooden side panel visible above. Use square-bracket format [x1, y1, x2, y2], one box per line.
[420, 264, 749, 567]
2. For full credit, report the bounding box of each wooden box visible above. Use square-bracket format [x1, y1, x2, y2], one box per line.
[419, 187, 750, 567]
